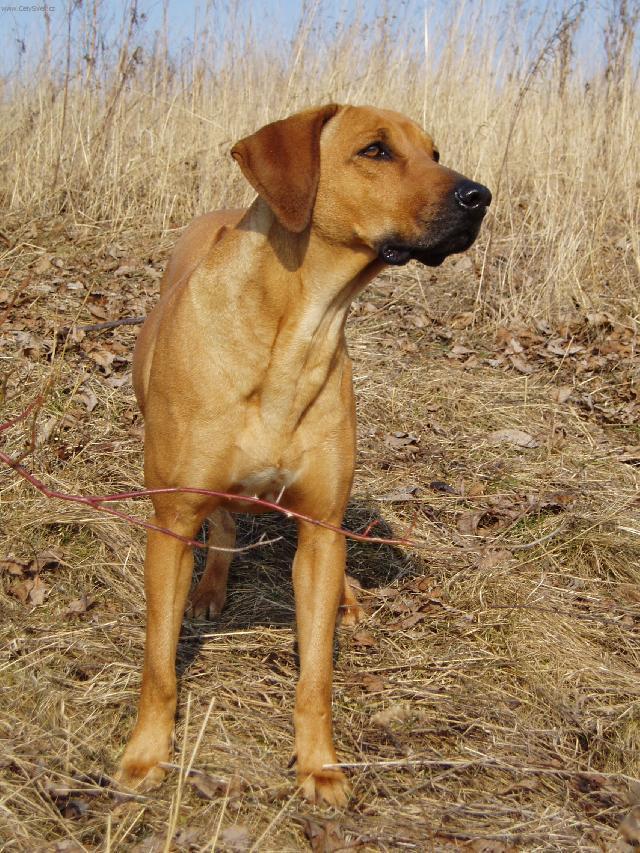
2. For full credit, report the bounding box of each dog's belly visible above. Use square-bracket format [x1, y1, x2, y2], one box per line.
[235, 467, 297, 504]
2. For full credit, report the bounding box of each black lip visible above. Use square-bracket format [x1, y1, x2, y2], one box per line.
[379, 230, 476, 268]
[377, 195, 488, 267]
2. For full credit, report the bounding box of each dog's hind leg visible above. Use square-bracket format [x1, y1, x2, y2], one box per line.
[190, 508, 236, 619]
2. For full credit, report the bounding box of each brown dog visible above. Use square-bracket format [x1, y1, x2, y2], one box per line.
[119, 104, 491, 806]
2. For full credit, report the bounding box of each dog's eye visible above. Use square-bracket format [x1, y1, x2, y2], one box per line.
[358, 142, 392, 160]
[433, 149, 440, 163]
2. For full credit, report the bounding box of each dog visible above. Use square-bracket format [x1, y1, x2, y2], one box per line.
[118, 104, 491, 806]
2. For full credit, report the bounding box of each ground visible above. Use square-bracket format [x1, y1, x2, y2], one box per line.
[1, 215, 639, 851]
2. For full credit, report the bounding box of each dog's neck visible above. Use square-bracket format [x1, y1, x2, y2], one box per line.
[239, 197, 384, 313]
[221, 198, 385, 431]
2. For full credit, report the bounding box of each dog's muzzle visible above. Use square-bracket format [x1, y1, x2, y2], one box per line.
[379, 178, 492, 267]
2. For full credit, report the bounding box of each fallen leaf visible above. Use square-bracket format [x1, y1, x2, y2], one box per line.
[86, 302, 109, 320]
[114, 264, 138, 277]
[35, 548, 65, 571]
[388, 611, 427, 630]
[469, 842, 517, 852]
[352, 630, 377, 648]
[457, 511, 483, 536]
[499, 778, 540, 796]
[587, 311, 614, 327]
[618, 807, 640, 848]
[32, 255, 52, 274]
[1, 557, 30, 576]
[36, 415, 58, 445]
[509, 354, 535, 374]
[371, 704, 412, 727]
[467, 481, 485, 497]
[302, 818, 348, 853]
[188, 771, 244, 801]
[86, 347, 115, 373]
[173, 826, 203, 849]
[449, 343, 475, 356]
[65, 594, 92, 617]
[104, 372, 132, 389]
[220, 824, 251, 851]
[550, 385, 573, 404]
[377, 485, 421, 502]
[546, 339, 584, 356]
[488, 429, 540, 448]
[476, 549, 512, 570]
[429, 480, 457, 494]
[360, 673, 385, 693]
[75, 383, 98, 413]
[29, 575, 48, 606]
[39, 842, 84, 853]
[384, 431, 420, 450]
[131, 834, 165, 853]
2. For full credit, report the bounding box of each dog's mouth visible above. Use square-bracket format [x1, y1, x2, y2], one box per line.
[379, 228, 478, 268]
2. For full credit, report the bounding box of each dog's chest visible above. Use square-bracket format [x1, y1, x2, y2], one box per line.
[235, 467, 296, 503]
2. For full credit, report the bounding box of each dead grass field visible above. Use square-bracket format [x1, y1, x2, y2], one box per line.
[1, 1, 640, 850]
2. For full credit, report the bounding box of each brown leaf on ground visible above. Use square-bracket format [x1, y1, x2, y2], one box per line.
[28, 575, 48, 606]
[75, 383, 98, 412]
[39, 842, 85, 853]
[0, 557, 30, 576]
[509, 354, 535, 374]
[546, 338, 584, 356]
[467, 481, 485, 497]
[302, 818, 351, 853]
[457, 511, 483, 536]
[220, 824, 251, 851]
[64, 594, 93, 617]
[86, 302, 109, 320]
[84, 346, 115, 372]
[188, 770, 245, 801]
[476, 549, 513, 570]
[352, 630, 377, 648]
[618, 808, 640, 844]
[388, 610, 428, 630]
[360, 673, 385, 692]
[429, 480, 457, 494]
[371, 704, 412, 727]
[10, 579, 32, 604]
[383, 431, 420, 450]
[550, 385, 573, 403]
[173, 826, 204, 849]
[488, 428, 540, 448]
[35, 548, 66, 571]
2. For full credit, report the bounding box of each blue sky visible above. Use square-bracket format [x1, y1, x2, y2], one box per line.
[0, 0, 628, 80]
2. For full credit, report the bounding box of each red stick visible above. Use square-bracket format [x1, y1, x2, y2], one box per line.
[0, 447, 420, 550]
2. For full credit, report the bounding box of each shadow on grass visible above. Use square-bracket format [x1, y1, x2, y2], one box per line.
[176, 500, 423, 678]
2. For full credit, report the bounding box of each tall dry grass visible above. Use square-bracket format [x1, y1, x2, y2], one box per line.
[2, 3, 640, 849]
[1, 0, 638, 321]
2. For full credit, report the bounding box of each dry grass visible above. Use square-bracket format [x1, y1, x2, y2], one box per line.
[1, 1, 640, 850]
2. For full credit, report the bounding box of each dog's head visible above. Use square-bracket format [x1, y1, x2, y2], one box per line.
[231, 104, 491, 267]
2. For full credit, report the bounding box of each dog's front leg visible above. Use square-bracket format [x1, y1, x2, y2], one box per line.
[119, 504, 205, 788]
[293, 522, 349, 806]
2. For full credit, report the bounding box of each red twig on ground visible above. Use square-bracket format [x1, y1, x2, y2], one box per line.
[0, 406, 421, 552]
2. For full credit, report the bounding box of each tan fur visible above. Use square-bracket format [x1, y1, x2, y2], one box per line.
[119, 104, 489, 806]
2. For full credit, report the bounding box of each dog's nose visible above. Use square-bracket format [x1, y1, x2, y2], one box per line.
[455, 180, 492, 211]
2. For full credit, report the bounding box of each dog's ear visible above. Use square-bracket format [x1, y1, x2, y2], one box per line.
[231, 104, 340, 233]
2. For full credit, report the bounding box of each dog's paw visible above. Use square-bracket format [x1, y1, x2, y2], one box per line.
[190, 587, 226, 620]
[117, 731, 171, 791]
[338, 602, 366, 627]
[116, 759, 166, 792]
[299, 768, 349, 807]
